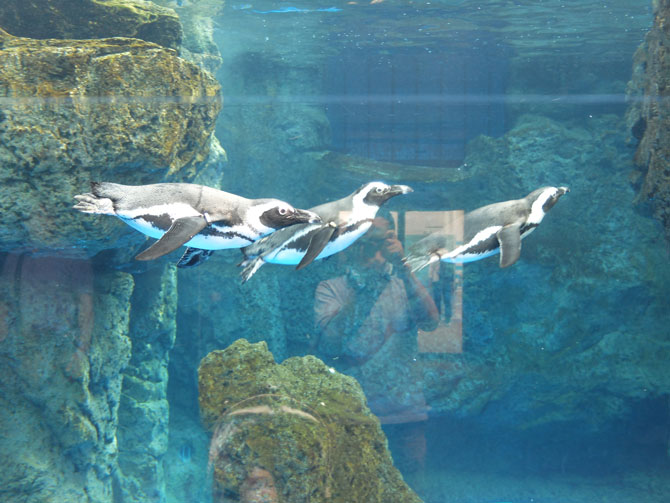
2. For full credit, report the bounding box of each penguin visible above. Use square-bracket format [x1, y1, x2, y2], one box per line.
[237, 182, 413, 282]
[403, 186, 569, 271]
[73, 182, 321, 261]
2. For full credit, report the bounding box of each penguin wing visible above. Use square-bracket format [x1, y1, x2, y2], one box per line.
[296, 223, 337, 270]
[135, 216, 208, 261]
[496, 222, 522, 268]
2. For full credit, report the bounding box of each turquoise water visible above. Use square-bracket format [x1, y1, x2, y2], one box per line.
[1, 1, 669, 502]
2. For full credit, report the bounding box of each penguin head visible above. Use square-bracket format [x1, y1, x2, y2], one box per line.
[355, 182, 413, 209]
[527, 186, 569, 224]
[253, 200, 321, 232]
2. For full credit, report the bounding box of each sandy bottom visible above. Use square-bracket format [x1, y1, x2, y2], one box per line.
[404, 469, 670, 503]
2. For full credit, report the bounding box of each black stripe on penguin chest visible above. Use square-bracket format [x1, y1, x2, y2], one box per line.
[134, 212, 256, 243]
[280, 220, 371, 253]
[462, 223, 538, 256]
[465, 233, 500, 256]
[136, 213, 173, 231]
[200, 222, 257, 243]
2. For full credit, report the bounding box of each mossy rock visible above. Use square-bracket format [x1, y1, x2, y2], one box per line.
[0, 30, 221, 256]
[198, 339, 422, 503]
[0, 0, 182, 50]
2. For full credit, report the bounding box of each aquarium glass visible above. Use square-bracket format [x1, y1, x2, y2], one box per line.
[1, 1, 669, 502]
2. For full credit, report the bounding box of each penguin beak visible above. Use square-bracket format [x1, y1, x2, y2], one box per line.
[387, 185, 413, 196]
[294, 209, 322, 224]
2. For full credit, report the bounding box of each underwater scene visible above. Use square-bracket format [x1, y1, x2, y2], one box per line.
[1, 0, 670, 502]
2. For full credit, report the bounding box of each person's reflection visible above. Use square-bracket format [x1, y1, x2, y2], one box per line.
[313, 214, 439, 470]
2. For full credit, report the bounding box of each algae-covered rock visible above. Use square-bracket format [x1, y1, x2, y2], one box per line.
[625, 0, 670, 241]
[198, 339, 422, 503]
[419, 114, 670, 431]
[0, 29, 221, 256]
[0, 0, 182, 50]
[116, 264, 178, 502]
[0, 255, 134, 503]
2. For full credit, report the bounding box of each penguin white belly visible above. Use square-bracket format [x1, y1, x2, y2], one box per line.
[319, 223, 372, 258]
[441, 225, 535, 263]
[120, 216, 166, 240]
[184, 232, 255, 250]
[117, 203, 200, 240]
[264, 247, 305, 265]
[442, 225, 502, 263]
[442, 248, 500, 263]
[264, 222, 372, 265]
[117, 202, 259, 251]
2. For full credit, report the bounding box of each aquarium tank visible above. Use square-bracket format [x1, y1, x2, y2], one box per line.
[1, 0, 670, 502]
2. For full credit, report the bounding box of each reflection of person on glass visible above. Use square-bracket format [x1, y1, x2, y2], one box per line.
[313, 214, 439, 467]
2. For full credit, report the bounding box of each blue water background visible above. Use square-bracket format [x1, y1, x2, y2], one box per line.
[2, 1, 666, 502]
[187, 1, 668, 502]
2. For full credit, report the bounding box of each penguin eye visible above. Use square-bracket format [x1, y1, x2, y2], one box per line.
[375, 187, 383, 194]
[278, 207, 288, 216]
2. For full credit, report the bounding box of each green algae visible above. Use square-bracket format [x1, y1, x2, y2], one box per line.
[198, 339, 422, 503]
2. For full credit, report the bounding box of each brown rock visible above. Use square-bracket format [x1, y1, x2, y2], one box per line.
[0, 30, 221, 255]
[0, 0, 182, 50]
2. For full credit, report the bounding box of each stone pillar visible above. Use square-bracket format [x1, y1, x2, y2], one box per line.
[116, 264, 178, 502]
[0, 254, 133, 503]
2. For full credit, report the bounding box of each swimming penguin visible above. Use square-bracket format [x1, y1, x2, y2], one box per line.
[73, 182, 321, 261]
[403, 186, 569, 271]
[236, 182, 413, 282]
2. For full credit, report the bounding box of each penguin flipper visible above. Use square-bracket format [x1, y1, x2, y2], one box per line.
[296, 223, 337, 270]
[177, 247, 214, 268]
[497, 223, 522, 268]
[136, 216, 208, 261]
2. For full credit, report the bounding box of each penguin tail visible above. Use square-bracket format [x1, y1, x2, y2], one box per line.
[240, 257, 265, 283]
[403, 253, 438, 273]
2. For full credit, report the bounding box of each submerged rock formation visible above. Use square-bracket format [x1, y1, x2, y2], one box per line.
[626, 0, 670, 240]
[198, 339, 422, 503]
[0, 29, 221, 257]
[419, 113, 670, 434]
[153, 0, 224, 73]
[0, 0, 182, 49]
[0, 255, 134, 503]
[116, 265, 178, 502]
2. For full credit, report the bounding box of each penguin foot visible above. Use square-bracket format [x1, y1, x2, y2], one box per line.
[240, 258, 265, 283]
[403, 253, 438, 273]
[177, 247, 214, 268]
[73, 193, 115, 215]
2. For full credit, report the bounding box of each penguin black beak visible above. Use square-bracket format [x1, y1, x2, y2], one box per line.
[294, 209, 322, 224]
[387, 185, 413, 196]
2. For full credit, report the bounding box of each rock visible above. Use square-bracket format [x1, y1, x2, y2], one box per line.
[625, 0, 670, 241]
[0, 29, 222, 257]
[150, 0, 223, 73]
[116, 264, 178, 502]
[0, 0, 182, 50]
[176, 12, 223, 74]
[420, 114, 670, 431]
[0, 255, 134, 503]
[198, 339, 422, 503]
